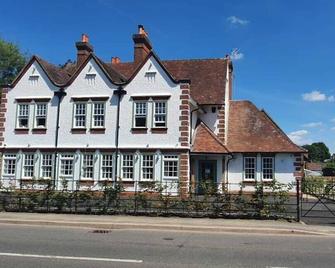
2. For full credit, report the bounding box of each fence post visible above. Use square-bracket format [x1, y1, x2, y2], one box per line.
[296, 178, 301, 222]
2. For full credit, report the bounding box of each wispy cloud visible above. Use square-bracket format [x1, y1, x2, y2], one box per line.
[302, 122, 323, 128]
[302, 90, 334, 102]
[230, 48, 244, 60]
[288, 129, 310, 145]
[227, 16, 249, 26]
[331, 118, 335, 123]
[331, 127, 335, 131]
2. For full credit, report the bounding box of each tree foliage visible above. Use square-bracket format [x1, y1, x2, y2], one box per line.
[302, 142, 331, 162]
[0, 38, 27, 85]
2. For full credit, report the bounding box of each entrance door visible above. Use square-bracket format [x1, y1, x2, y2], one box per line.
[198, 160, 217, 194]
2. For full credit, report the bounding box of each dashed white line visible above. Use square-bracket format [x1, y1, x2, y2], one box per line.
[0, 252, 143, 263]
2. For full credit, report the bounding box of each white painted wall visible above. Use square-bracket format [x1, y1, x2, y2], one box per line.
[198, 106, 219, 134]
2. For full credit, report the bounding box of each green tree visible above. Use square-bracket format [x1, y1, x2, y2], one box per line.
[0, 38, 27, 85]
[302, 142, 331, 162]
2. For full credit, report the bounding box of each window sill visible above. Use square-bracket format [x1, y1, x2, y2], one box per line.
[131, 128, 148, 134]
[71, 128, 86, 134]
[90, 128, 105, 134]
[32, 128, 47, 134]
[242, 180, 256, 185]
[151, 127, 168, 134]
[14, 128, 29, 134]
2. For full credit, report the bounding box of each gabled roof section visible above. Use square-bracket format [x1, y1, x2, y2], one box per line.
[227, 100, 306, 153]
[192, 121, 229, 154]
[112, 57, 229, 105]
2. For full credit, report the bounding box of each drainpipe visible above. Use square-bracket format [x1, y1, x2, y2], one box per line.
[53, 89, 67, 189]
[113, 86, 127, 184]
[225, 153, 234, 190]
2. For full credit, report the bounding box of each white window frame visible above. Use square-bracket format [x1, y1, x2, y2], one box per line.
[133, 101, 147, 128]
[153, 101, 167, 128]
[101, 154, 114, 180]
[34, 103, 48, 129]
[121, 154, 134, 180]
[73, 102, 87, 128]
[16, 103, 30, 129]
[141, 154, 154, 180]
[162, 155, 179, 180]
[23, 153, 35, 178]
[3, 154, 17, 176]
[244, 156, 256, 181]
[40, 153, 53, 179]
[59, 154, 74, 178]
[82, 154, 94, 180]
[262, 157, 274, 181]
[91, 102, 105, 128]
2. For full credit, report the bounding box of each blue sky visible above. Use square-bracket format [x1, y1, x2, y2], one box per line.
[1, 0, 334, 152]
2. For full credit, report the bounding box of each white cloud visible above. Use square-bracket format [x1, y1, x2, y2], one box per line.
[302, 122, 323, 128]
[331, 118, 335, 123]
[302, 90, 334, 102]
[230, 48, 244, 60]
[331, 127, 335, 131]
[227, 16, 249, 25]
[302, 91, 326, 102]
[288, 129, 309, 145]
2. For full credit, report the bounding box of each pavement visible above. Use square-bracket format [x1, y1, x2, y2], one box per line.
[0, 212, 334, 236]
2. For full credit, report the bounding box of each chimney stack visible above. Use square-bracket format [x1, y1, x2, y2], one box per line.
[133, 25, 152, 65]
[111, 57, 121, 64]
[76, 33, 93, 66]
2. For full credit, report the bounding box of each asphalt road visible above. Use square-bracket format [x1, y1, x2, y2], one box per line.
[0, 224, 334, 268]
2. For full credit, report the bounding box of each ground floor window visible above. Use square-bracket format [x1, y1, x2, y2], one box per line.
[163, 155, 179, 179]
[3, 154, 16, 176]
[82, 154, 94, 179]
[122, 154, 134, 180]
[101, 154, 113, 179]
[262, 157, 274, 180]
[142, 154, 154, 180]
[23, 154, 34, 178]
[41, 154, 53, 178]
[244, 157, 256, 180]
[60, 154, 74, 177]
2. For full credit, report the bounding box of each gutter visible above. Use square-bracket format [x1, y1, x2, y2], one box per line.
[53, 89, 67, 189]
[113, 86, 127, 184]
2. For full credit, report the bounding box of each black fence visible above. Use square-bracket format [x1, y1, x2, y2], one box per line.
[0, 178, 299, 220]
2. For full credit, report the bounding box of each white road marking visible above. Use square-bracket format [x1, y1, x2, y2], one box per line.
[0, 252, 143, 263]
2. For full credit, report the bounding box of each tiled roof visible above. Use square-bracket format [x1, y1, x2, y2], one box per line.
[227, 100, 305, 153]
[111, 58, 229, 105]
[37, 57, 72, 85]
[305, 162, 323, 171]
[191, 122, 229, 153]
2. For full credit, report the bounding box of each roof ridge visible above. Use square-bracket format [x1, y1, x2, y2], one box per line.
[163, 57, 227, 62]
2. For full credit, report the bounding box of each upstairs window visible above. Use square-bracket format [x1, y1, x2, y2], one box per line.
[244, 157, 256, 180]
[142, 154, 154, 180]
[153, 101, 167, 128]
[82, 154, 94, 179]
[3, 154, 16, 176]
[163, 155, 179, 179]
[41, 154, 53, 178]
[74, 103, 87, 128]
[35, 103, 47, 128]
[17, 104, 29, 128]
[23, 154, 34, 178]
[92, 102, 105, 128]
[262, 157, 274, 180]
[134, 102, 147, 128]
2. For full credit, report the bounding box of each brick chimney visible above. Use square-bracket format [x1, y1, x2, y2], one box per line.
[76, 34, 93, 66]
[111, 57, 121, 64]
[133, 25, 152, 65]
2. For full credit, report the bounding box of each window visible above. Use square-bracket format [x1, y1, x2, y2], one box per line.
[35, 103, 47, 128]
[244, 157, 256, 180]
[142, 154, 154, 180]
[41, 154, 53, 178]
[122, 154, 134, 180]
[101, 154, 113, 179]
[92, 102, 105, 128]
[60, 154, 74, 177]
[74, 103, 87, 128]
[163, 155, 179, 179]
[153, 101, 167, 127]
[262, 157, 274, 180]
[23, 154, 34, 178]
[17, 104, 29, 128]
[3, 154, 16, 176]
[82, 154, 94, 179]
[134, 102, 147, 128]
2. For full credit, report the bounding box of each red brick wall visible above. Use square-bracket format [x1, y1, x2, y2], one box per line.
[179, 84, 190, 147]
[0, 88, 8, 147]
[179, 152, 189, 197]
[216, 105, 225, 143]
[293, 153, 304, 178]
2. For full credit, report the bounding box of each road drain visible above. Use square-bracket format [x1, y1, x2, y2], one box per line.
[91, 229, 112, 234]
[163, 237, 174, 241]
